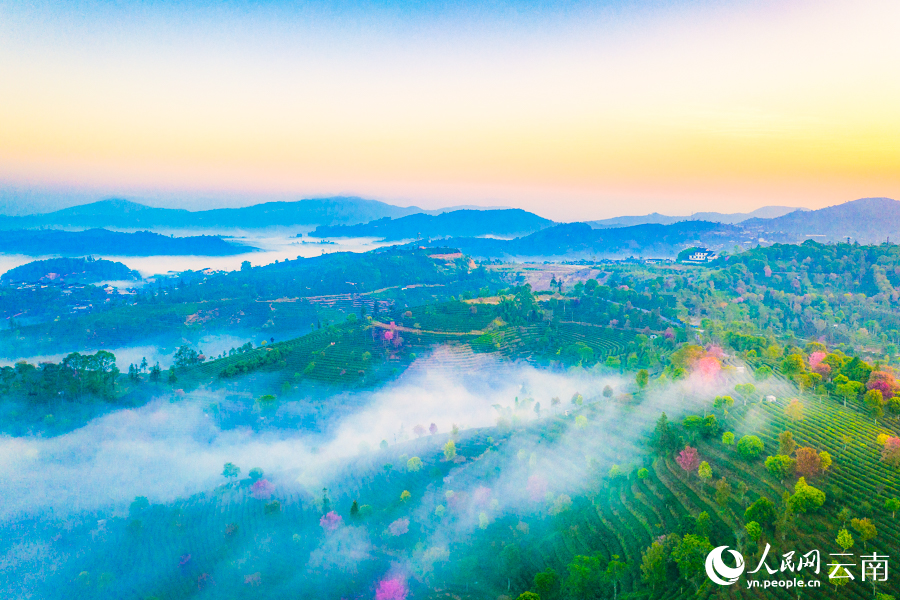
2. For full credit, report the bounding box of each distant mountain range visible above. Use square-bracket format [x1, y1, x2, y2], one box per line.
[588, 205, 804, 228]
[311, 209, 553, 240]
[1, 257, 141, 284]
[0, 229, 255, 256]
[0, 197, 512, 230]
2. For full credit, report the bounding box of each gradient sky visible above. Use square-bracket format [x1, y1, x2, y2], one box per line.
[1, 0, 898, 220]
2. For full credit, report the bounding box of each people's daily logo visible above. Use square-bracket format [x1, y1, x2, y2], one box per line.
[705, 546, 745, 585]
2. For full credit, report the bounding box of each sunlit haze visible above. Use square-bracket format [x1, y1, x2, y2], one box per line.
[2, 0, 899, 219]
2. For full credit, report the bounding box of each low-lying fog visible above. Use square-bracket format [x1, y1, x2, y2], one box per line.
[0, 360, 620, 521]
[0, 228, 406, 280]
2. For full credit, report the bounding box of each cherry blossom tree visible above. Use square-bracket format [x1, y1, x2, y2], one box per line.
[251, 479, 274, 500]
[376, 578, 408, 600]
[319, 511, 343, 532]
[676, 446, 701, 476]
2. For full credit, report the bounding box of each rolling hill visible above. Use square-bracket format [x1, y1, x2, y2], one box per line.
[0, 228, 255, 256]
[742, 197, 900, 243]
[311, 208, 554, 240]
[426, 220, 753, 259]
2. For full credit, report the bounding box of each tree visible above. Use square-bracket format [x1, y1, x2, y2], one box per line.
[694, 512, 712, 539]
[794, 447, 823, 478]
[882, 437, 900, 467]
[534, 567, 559, 599]
[173, 345, 201, 368]
[350, 500, 360, 519]
[637, 468, 649, 481]
[565, 554, 604, 600]
[640, 534, 678, 591]
[885, 497, 900, 519]
[605, 555, 628, 600]
[652, 413, 676, 454]
[787, 477, 825, 513]
[636, 369, 649, 390]
[443, 440, 456, 461]
[819, 451, 833, 473]
[778, 431, 796, 456]
[671, 534, 713, 589]
[515, 593, 540, 600]
[676, 447, 700, 475]
[784, 399, 804, 421]
[167, 366, 177, 384]
[765, 455, 795, 482]
[248, 467, 264, 481]
[865, 389, 885, 418]
[413, 424, 426, 438]
[722, 431, 734, 446]
[745, 497, 777, 527]
[713, 395, 734, 412]
[745, 521, 762, 544]
[222, 462, 240, 481]
[836, 528, 854, 551]
[851, 517, 877, 548]
[149, 362, 161, 382]
[429, 423, 438, 435]
[407, 457, 423, 472]
[715, 478, 732, 507]
[698, 461, 712, 486]
[828, 562, 851, 591]
[737, 435, 764, 459]
[602, 385, 613, 398]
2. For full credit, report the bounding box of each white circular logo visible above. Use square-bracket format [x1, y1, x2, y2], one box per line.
[705, 545, 745, 585]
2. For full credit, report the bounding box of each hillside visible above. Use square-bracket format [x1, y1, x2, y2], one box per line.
[0, 228, 255, 256]
[742, 197, 900, 243]
[311, 208, 553, 240]
[429, 220, 753, 259]
[0, 257, 140, 284]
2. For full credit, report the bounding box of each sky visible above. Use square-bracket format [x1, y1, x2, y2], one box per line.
[1, 0, 898, 221]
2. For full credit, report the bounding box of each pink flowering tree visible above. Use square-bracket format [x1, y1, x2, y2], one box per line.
[882, 437, 900, 467]
[664, 327, 675, 340]
[696, 356, 721, 380]
[676, 446, 701, 476]
[809, 351, 827, 371]
[868, 371, 897, 399]
[429, 423, 438, 435]
[376, 578, 408, 600]
[320, 511, 343, 532]
[387, 518, 409, 536]
[251, 479, 274, 500]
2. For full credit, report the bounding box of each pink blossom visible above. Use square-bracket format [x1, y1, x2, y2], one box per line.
[320, 511, 343, 532]
[526, 475, 548, 502]
[251, 479, 274, 500]
[696, 356, 721, 380]
[387, 518, 409, 536]
[809, 351, 827, 370]
[384, 330, 394, 341]
[375, 578, 408, 600]
[663, 327, 675, 340]
[244, 572, 261, 586]
[868, 371, 897, 400]
[676, 446, 700, 474]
